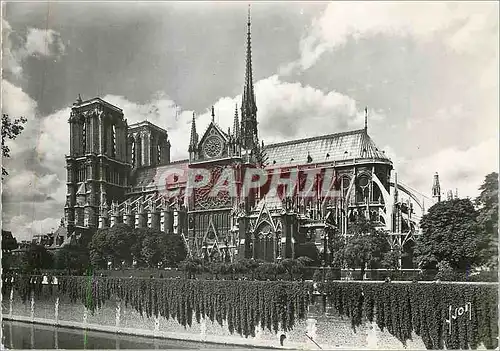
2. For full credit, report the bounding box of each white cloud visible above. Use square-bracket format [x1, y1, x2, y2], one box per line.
[2, 19, 23, 77]
[24, 28, 66, 58]
[3, 170, 65, 203]
[109, 75, 375, 159]
[281, 2, 498, 74]
[1, 80, 40, 157]
[192, 75, 375, 146]
[2, 19, 66, 77]
[385, 138, 499, 201]
[7, 215, 62, 242]
[1, 80, 37, 119]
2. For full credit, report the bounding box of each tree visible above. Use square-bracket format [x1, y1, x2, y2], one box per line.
[141, 231, 164, 268]
[2, 114, 28, 177]
[279, 257, 312, 281]
[327, 227, 346, 269]
[55, 243, 90, 275]
[141, 229, 188, 268]
[415, 198, 486, 271]
[475, 172, 498, 269]
[179, 257, 204, 279]
[22, 243, 53, 273]
[343, 217, 390, 279]
[206, 261, 228, 280]
[89, 225, 187, 269]
[2, 230, 18, 271]
[162, 233, 188, 267]
[295, 242, 320, 266]
[381, 246, 403, 271]
[89, 224, 135, 268]
[2, 230, 18, 252]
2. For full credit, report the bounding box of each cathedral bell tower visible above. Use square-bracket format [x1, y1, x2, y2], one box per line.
[65, 96, 132, 237]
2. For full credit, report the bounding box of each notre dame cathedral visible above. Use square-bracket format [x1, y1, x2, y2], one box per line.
[64, 11, 428, 267]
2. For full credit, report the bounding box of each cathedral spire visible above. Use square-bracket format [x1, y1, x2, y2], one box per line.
[211, 106, 215, 123]
[188, 112, 198, 153]
[233, 104, 240, 141]
[241, 4, 258, 150]
[364, 107, 368, 132]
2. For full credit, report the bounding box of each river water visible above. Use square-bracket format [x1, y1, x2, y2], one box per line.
[2, 320, 264, 349]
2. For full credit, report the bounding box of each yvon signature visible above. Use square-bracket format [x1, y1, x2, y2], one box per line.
[445, 302, 471, 334]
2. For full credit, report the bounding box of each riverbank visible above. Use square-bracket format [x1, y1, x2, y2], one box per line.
[2, 276, 497, 349]
[2, 287, 429, 350]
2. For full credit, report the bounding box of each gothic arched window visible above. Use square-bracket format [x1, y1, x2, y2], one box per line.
[131, 139, 136, 167]
[157, 143, 161, 164]
[341, 177, 351, 199]
[111, 125, 117, 158]
[356, 175, 370, 203]
[82, 119, 86, 154]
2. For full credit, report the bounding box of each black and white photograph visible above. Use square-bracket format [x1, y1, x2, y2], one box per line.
[1, 1, 498, 350]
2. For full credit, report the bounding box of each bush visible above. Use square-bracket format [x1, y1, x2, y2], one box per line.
[295, 243, 321, 265]
[435, 260, 459, 281]
[313, 269, 324, 282]
[325, 268, 341, 281]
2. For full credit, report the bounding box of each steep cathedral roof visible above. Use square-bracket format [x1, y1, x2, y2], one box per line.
[133, 159, 189, 189]
[263, 129, 391, 168]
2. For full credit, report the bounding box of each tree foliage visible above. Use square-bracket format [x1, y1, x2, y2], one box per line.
[475, 172, 498, 269]
[343, 217, 390, 278]
[327, 227, 346, 269]
[2, 230, 18, 271]
[89, 224, 135, 268]
[295, 242, 320, 265]
[55, 243, 90, 275]
[141, 229, 187, 268]
[2, 114, 28, 177]
[179, 257, 204, 279]
[89, 224, 187, 269]
[2, 230, 18, 252]
[415, 198, 486, 271]
[22, 243, 53, 273]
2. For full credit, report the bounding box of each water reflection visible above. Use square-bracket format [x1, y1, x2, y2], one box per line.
[2, 320, 262, 349]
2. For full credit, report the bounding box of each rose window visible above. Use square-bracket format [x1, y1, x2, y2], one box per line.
[204, 135, 223, 158]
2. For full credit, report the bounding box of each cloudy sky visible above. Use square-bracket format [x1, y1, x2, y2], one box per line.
[2, 2, 498, 240]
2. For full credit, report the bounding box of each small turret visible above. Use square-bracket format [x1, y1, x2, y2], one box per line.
[233, 104, 240, 142]
[73, 94, 83, 106]
[447, 190, 453, 201]
[432, 172, 441, 202]
[188, 113, 198, 160]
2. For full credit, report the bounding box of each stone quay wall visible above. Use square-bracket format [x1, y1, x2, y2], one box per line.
[1, 288, 431, 350]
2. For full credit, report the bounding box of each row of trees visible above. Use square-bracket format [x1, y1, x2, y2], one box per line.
[2, 225, 187, 274]
[89, 224, 187, 269]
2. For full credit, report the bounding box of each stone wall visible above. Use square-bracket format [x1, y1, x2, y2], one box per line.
[2, 287, 431, 350]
